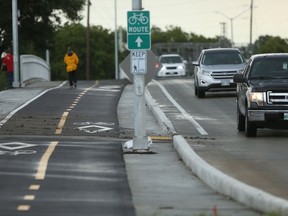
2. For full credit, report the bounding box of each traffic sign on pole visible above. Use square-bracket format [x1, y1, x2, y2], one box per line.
[127, 10, 151, 50]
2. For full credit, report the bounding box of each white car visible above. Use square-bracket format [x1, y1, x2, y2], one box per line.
[157, 54, 186, 77]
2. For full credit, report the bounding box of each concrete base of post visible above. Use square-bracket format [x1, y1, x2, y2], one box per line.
[122, 137, 156, 154]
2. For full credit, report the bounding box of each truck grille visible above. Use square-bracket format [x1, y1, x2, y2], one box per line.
[267, 91, 288, 105]
[211, 71, 237, 79]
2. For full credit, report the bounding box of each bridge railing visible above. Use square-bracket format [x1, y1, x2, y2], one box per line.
[20, 55, 50, 86]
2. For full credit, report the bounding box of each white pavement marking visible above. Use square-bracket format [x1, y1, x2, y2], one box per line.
[77, 124, 113, 133]
[152, 79, 208, 135]
[0, 142, 36, 150]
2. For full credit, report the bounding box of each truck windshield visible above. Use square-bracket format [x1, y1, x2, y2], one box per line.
[250, 58, 288, 79]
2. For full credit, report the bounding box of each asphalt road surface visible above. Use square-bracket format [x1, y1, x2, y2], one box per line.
[0, 80, 135, 216]
[147, 78, 288, 201]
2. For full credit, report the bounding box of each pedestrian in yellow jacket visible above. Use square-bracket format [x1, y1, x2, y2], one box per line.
[64, 47, 79, 88]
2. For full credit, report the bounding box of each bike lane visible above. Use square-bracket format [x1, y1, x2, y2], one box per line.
[0, 80, 135, 216]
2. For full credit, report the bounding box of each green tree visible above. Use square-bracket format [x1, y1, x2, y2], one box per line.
[164, 26, 189, 42]
[0, 0, 85, 57]
[52, 24, 115, 80]
[254, 35, 288, 53]
[151, 25, 168, 43]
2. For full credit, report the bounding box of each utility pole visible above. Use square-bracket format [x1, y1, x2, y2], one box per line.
[220, 22, 227, 38]
[249, 0, 254, 54]
[114, 0, 119, 79]
[86, 0, 91, 80]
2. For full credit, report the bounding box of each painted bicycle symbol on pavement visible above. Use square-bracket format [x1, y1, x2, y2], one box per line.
[0, 142, 37, 156]
[74, 122, 114, 134]
[0, 150, 36, 156]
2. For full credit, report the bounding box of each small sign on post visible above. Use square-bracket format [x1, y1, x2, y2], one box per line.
[131, 50, 147, 74]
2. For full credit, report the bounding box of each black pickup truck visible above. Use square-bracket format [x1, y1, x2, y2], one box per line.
[233, 53, 288, 137]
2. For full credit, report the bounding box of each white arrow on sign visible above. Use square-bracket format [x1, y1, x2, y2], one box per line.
[135, 36, 143, 47]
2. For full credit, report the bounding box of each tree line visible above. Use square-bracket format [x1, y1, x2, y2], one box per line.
[1, 0, 288, 81]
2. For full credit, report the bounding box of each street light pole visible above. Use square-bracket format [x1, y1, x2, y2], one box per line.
[114, 0, 119, 79]
[86, 0, 91, 80]
[215, 8, 249, 46]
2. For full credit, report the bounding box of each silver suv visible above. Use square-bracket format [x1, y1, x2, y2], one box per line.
[193, 48, 246, 98]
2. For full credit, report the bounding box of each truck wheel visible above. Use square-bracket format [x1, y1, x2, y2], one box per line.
[237, 106, 245, 131]
[245, 109, 257, 137]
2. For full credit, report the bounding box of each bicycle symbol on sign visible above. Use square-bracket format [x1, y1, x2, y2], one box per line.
[128, 13, 149, 25]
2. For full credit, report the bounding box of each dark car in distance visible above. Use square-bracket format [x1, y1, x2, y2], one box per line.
[233, 53, 288, 137]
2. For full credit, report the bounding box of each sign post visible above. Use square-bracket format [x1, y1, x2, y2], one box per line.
[127, 2, 151, 151]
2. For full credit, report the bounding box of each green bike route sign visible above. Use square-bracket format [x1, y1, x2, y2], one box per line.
[127, 10, 151, 50]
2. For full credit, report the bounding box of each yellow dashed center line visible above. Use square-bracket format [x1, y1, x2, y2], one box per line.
[35, 141, 59, 180]
[24, 195, 35, 201]
[17, 81, 101, 212]
[29, 184, 40, 190]
[17, 205, 30, 211]
[55, 112, 69, 135]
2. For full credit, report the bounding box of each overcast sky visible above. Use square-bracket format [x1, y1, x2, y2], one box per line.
[80, 0, 288, 45]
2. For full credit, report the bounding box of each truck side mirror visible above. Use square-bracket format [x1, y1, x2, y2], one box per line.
[233, 73, 246, 83]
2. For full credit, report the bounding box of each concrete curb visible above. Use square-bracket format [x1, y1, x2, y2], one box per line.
[173, 135, 288, 215]
[145, 88, 177, 135]
[145, 87, 288, 215]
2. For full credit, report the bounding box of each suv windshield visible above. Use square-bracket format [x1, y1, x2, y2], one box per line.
[249, 58, 288, 79]
[202, 52, 245, 65]
[160, 56, 182, 64]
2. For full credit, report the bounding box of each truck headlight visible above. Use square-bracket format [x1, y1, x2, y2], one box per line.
[249, 92, 264, 106]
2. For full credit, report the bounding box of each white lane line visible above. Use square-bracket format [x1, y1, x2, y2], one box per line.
[0, 81, 67, 128]
[152, 79, 208, 135]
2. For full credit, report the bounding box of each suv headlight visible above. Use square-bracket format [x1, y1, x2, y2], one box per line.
[177, 65, 185, 69]
[249, 92, 264, 106]
[201, 70, 211, 75]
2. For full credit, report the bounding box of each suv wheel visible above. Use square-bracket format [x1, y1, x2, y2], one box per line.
[194, 80, 205, 98]
[194, 82, 198, 96]
[245, 109, 257, 137]
[197, 89, 205, 98]
[237, 105, 245, 131]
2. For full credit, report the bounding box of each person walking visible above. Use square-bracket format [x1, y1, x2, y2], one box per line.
[64, 47, 79, 88]
[1, 48, 14, 89]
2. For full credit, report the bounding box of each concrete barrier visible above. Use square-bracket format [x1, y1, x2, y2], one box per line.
[20, 55, 50, 86]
